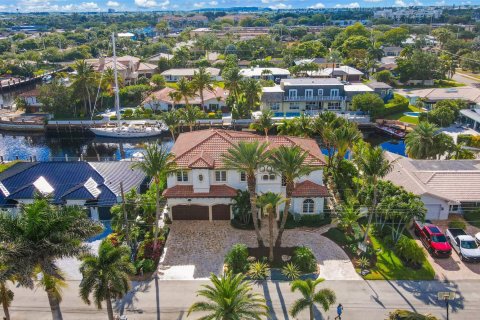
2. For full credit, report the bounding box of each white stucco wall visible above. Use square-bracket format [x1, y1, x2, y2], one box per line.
[291, 197, 325, 215]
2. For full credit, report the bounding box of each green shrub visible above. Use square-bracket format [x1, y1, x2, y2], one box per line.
[357, 256, 370, 270]
[248, 261, 270, 280]
[388, 309, 439, 320]
[282, 212, 331, 229]
[207, 112, 216, 119]
[448, 220, 466, 230]
[134, 258, 156, 274]
[394, 236, 426, 267]
[464, 208, 480, 228]
[378, 94, 409, 117]
[292, 246, 317, 273]
[281, 262, 300, 280]
[224, 244, 249, 274]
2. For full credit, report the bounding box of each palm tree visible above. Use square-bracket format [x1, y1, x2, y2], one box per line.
[223, 67, 243, 104]
[80, 240, 135, 320]
[222, 141, 271, 247]
[0, 274, 14, 320]
[71, 59, 97, 116]
[447, 142, 475, 160]
[161, 109, 180, 141]
[292, 114, 313, 138]
[167, 90, 182, 110]
[405, 121, 439, 159]
[334, 201, 366, 235]
[240, 78, 262, 110]
[188, 272, 268, 320]
[332, 123, 361, 166]
[132, 143, 176, 251]
[290, 278, 336, 320]
[353, 144, 394, 244]
[271, 146, 313, 247]
[178, 105, 203, 132]
[191, 67, 215, 112]
[260, 69, 272, 80]
[176, 77, 194, 107]
[251, 109, 273, 136]
[257, 192, 284, 261]
[0, 198, 101, 320]
[312, 112, 342, 170]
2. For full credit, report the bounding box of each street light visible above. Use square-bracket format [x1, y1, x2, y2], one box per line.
[437, 291, 456, 320]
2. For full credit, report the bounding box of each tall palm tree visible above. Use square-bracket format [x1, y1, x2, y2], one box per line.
[176, 77, 194, 107]
[161, 109, 180, 141]
[292, 114, 313, 138]
[312, 112, 342, 170]
[71, 59, 97, 116]
[132, 143, 176, 251]
[447, 142, 475, 160]
[167, 90, 182, 110]
[178, 105, 203, 132]
[0, 198, 101, 320]
[353, 144, 394, 243]
[257, 192, 284, 261]
[332, 123, 361, 166]
[223, 67, 243, 105]
[188, 272, 268, 320]
[405, 121, 439, 159]
[240, 78, 262, 110]
[0, 274, 14, 320]
[271, 146, 313, 247]
[191, 66, 215, 112]
[251, 109, 274, 136]
[334, 201, 366, 236]
[80, 240, 135, 320]
[37, 272, 67, 320]
[222, 141, 271, 247]
[290, 278, 336, 320]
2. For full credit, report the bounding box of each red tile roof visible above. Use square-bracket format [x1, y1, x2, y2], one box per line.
[188, 151, 215, 169]
[144, 87, 228, 105]
[292, 180, 329, 198]
[171, 129, 326, 169]
[163, 184, 238, 198]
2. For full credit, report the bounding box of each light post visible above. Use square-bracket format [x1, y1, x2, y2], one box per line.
[438, 291, 456, 320]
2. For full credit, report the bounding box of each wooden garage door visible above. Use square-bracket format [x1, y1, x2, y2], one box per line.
[212, 204, 231, 220]
[172, 205, 209, 220]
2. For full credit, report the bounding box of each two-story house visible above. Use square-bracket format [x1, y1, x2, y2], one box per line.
[162, 129, 328, 221]
[260, 78, 375, 117]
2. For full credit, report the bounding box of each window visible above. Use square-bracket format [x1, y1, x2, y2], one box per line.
[305, 89, 313, 99]
[198, 174, 204, 182]
[262, 174, 270, 181]
[317, 89, 323, 96]
[327, 102, 342, 111]
[303, 199, 314, 213]
[215, 171, 227, 182]
[288, 89, 297, 99]
[450, 205, 459, 212]
[262, 174, 276, 181]
[269, 102, 280, 111]
[289, 102, 300, 110]
[330, 89, 339, 97]
[176, 170, 188, 182]
[240, 171, 246, 182]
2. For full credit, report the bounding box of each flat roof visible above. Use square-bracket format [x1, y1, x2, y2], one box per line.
[460, 109, 480, 123]
[344, 84, 374, 92]
[282, 78, 343, 86]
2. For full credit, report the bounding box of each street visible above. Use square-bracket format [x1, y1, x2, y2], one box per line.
[7, 279, 480, 319]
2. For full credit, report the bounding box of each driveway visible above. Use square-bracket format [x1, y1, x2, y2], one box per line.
[158, 221, 360, 280]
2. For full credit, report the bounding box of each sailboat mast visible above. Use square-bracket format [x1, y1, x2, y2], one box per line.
[112, 33, 121, 128]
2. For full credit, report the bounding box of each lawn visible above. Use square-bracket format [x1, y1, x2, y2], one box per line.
[464, 210, 480, 228]
[0, 161, 19, 173]
[384, 104, 421, 125]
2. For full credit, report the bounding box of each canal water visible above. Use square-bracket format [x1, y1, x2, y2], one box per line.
[0, 130, 405, 162]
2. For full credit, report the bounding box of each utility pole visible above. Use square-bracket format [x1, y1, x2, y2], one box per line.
[119, 181, 130, 246]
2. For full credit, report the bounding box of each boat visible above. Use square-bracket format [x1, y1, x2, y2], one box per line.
[90, 33, 167, 139]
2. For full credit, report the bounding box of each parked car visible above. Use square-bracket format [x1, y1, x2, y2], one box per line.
[414, 220, 452, 257]
[446, 228, 480, 262]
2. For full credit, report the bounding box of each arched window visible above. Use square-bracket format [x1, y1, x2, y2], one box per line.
[303, 199, 314, 213]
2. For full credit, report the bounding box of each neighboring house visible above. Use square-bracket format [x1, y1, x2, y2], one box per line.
[161, 14, 209, 30]
[117, 32, 135, 40]
[239, 67, 290, 81]
[86, 55, 157, 85]
[162, 129, 328, 221]
[312, 66, 364, 82]
[161, 67, 221, 82]
[460, 108, 480, 133]
[384, 152, 480, 220]
[382, 46, 402, 57]
[294, 58, 339, 69]
[0, 161, 148, 220]
[366, 81, 394, 101]
[143, 87, 229, 112]
[18, 88, 42, 113]
[148, 53, 174, 65]
[260, 78, 376, 116]
[396, 86, 480, 110]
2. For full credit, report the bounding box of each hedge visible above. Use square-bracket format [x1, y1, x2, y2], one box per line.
[457, 134, 480, 148]
[377, 94, 410, 117]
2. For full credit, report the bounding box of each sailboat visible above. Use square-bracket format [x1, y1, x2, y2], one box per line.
[90, 33, 167, 138]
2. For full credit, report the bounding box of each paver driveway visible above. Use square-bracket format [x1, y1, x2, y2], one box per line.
[158, 221, 361, 280]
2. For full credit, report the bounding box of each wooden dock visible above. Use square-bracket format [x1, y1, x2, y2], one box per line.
[0, 68, 68, 92]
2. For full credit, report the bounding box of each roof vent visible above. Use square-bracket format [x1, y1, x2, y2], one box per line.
[445, 88, 458, 93]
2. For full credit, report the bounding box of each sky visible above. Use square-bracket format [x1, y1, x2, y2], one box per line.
[0, 0, 475, 13]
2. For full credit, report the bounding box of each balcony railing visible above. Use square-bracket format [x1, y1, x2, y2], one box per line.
[284, 95, 346, 102]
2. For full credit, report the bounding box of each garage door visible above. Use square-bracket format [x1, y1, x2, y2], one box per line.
[172, 205, 209, 220]
[212, 204, 231, 220]
[425, 204, 442, 220]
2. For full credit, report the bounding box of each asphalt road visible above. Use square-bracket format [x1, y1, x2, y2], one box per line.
[452, 72, 480, 87]
[7, 279, 480, 320]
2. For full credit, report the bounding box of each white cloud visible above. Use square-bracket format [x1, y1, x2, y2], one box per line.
[395, 0, 406, 5]
[209, 0, 218, 4]
[193, 2, 205, 7]
[0, 5, 7, 10]
[335, 2, 360, 8]
[134, 0, 170, 8]
[269, 3, 292, 9]
[363, 0, 383, 2]
[261, 0, 283, 3]
[309, 2, 325, 8]
[107, 1, 120, 7]
[19, 1, 102, 11]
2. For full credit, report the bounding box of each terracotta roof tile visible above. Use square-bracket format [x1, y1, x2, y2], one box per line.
[188, 151, 215, 169]
[163, 184, 238, 198]
[292, 180, 329, 197]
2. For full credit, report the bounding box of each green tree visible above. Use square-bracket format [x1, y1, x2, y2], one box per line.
[332, 123, 361, 166]
[222, 141, 271, 247]
[239, 78, 262, 111]
[191, 67, 215, 112]
[38, 80, 72, 116]
[176, 77, 194, 106]
[291, 40, 328, 59]
[335, 201, 366, 236]
[352, 93, 385, 118]
[250, 110, 273, 136]
[188, 272, 268, 319]
[311, 112, 343, 169]
[79, 240, 135, 320]
[405, 122, 440, 159]
[161, 108, 180, 141]
[383, 27, 409, 46]
[271, 146, 313, 248]
[428, 105, 456, 127]
[71, 59, 97, 115]
[290, 278, 336, 320]
[151, 74, 166, 89]
[179, 105, 204, 132]
[223, 67, 243, 105]
[257, 192, 284, 262]
[0, 198, 101, 320]
[374, 70, 394, 84]
[447, 143, 475, 160]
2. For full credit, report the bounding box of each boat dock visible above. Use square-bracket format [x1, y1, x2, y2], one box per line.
[0, 68, 68, 92]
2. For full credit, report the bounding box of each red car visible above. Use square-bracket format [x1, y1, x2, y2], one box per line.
[414, 220, 452, 257]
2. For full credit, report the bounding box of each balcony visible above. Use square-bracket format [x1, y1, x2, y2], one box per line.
[284, 95, 346, 102]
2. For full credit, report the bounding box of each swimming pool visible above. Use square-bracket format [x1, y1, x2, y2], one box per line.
[87, 221, 112, 243]
[404, 112, 420, 117]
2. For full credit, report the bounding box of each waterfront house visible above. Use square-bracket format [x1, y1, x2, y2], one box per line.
[312, 66, 364, 82]
[396, 86, 480, 110]
[161, 67, 221, 82]
[0, 161, 148, 220]
[260, 78, 376, 117]
[18, 88, 42, 113]
[162, 129, 328, 221]
[294, 58, 339, 69]
[366, 81, 394, 101]
[147, 53, 174, 65]
[239, 67, 290, 81]
[384, 151, 480, 220]
[460, 108, 480, 133]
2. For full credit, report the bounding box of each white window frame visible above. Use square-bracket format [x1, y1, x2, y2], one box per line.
[289, 102, 300, 110]
[270, 102, 280, 111]
[288, 89, 297, 99]
[176, 170, 188, 182]
[305, 89, 313, 99]
[317, 89, 324, 96]
[215, 170, 227, 182]
[330, 89, 339, 97]
[303, 199, 314, 213]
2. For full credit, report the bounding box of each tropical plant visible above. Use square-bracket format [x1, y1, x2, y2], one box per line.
[239, 78, 262, 110]
[232, 190, 252, 226]
[188, 272, 268, 320]
[176, 77, 194, 106]
[132, 143, 176, 252]
[290, 278, 336, 320]
[167, 89, 182, 110]
[335, 201, 366, 236]
[446, 142, 475, 160]
[224, 244, 249, 274]
[405, 122, 439, 159]
[160, 109, 180, 141]
[178, 105, 204, 132]
[36, 272, 67, 320]
[388, 309, 439, 320]
[0, 198, 102, 320]
[282, 262, 300, 281]
[292, 246, 317, 273]
[222, 141, 271, 247]
[250, 109, 273, 136]
[71, 59, 97, 115]
[247, 261, 270, 280]
[332, 122, 361, 166]
[357, 256, 370, 270]
[223, 67, 243, 104]
[270, 145, 313, 247]
[151, 74, 166, 89]
[79, 240, 135, 320]
[257, 192, 284, 261]
[311, 112, 343, 169]
[394, 236, 426, 267]
[191, 66, 215, 112]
